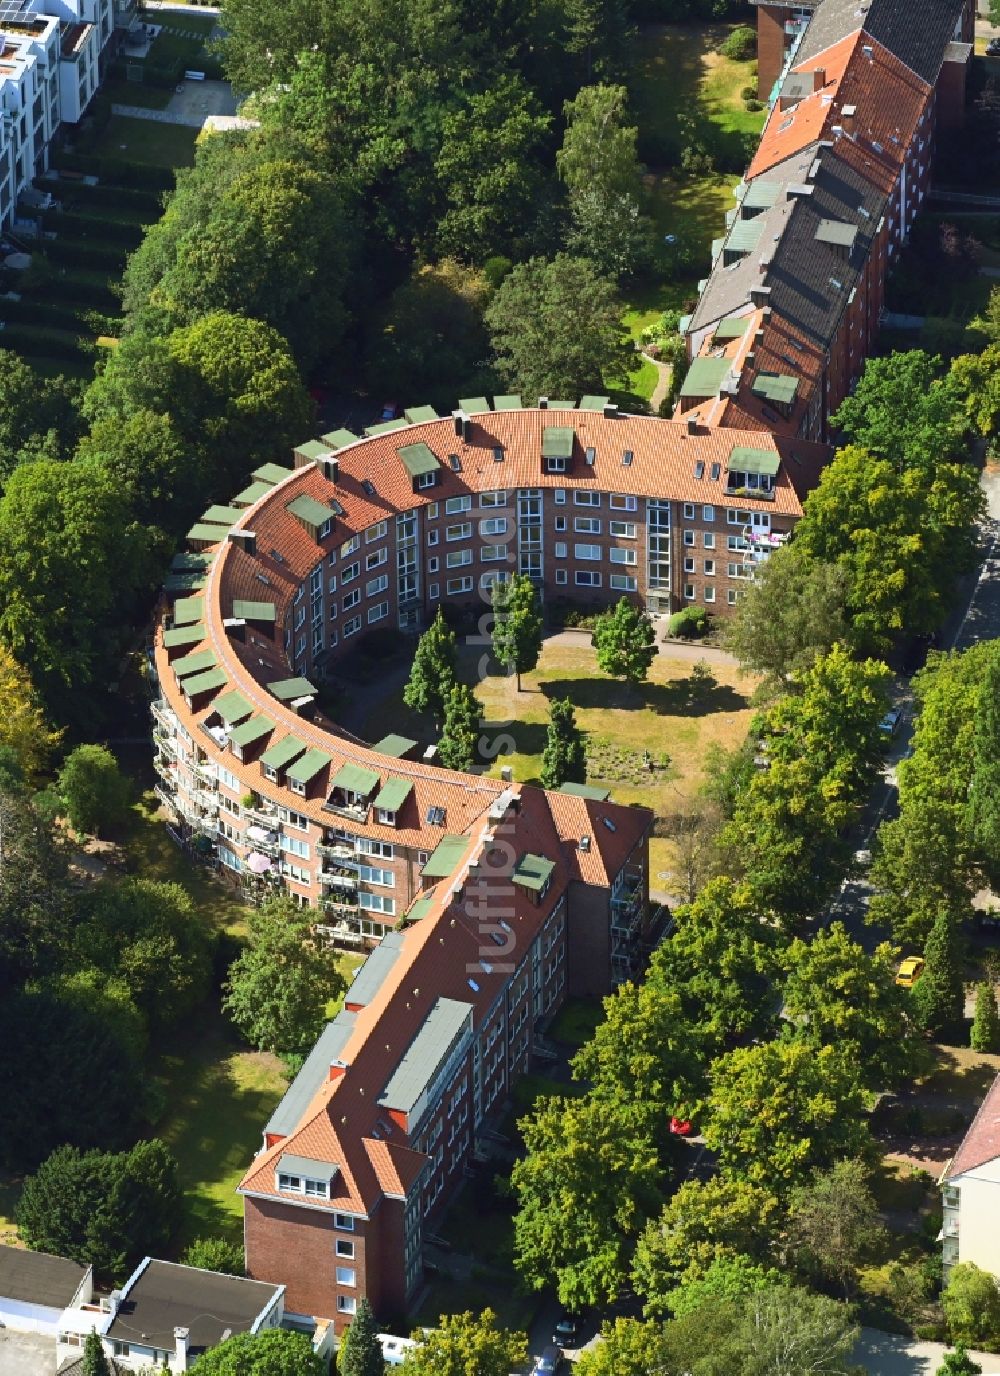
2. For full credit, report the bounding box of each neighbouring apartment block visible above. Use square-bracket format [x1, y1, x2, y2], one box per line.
[679, 0, 974, 441]
[940, 1072, 1000, 1282]
[0, 0, 124, 231]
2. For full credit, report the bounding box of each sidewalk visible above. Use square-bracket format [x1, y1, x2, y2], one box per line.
[857, 1326, 1000, 1375]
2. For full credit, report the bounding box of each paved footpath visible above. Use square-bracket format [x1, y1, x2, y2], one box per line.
[856, 1326, 1000, 1375]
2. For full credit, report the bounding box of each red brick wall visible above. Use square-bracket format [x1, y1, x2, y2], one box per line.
[757, 5, 792, 97]
[566, 882, 612, 998]
[245, 1196, 368, 1326]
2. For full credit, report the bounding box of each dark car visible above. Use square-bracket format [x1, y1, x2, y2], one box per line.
[552, 1316, 578, 1346]
[987, 36, 1000, 55]
[532, 1345, 563, 1375]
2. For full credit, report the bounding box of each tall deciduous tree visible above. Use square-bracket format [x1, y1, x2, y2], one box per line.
[400, 1310, 526, 1376]
[437, 682, 481, 772]
[702, 1041, 872, 1190]
[667, 1254, 783, 1319]
[338, 1298, 385, 1376]
[181, 1237, 245, 1276]
[968, 654, 1000, 885]
[786, 1159, 886, 1297]
[0, 348, 81, 488]
[57, 745, 131, 838]
[539, 697, 586, 789]
[17, 1140, 181, 1283]
[223, 899, 341, 1055]
[486, 255, 633, 400]
[970, 981, 1000, 1053]
[511, 1094, 663, 1308]
[574, 1319, 667, 1376]
[652, 877, 778, 1056]
[942, 1264, 1000, 1349]
[0, 793, 72, 993]
[432, 78, 552, 264]
[780, 923, 919, 1091]
[722, 542, 851, 692]
[593, 598, 656, 684]
[403, 609, 457, 719]
[912, 910, 966, 1037]
[632, 1177, 783, 1309]
[833, 350, 966, 469]
[0, 646, 62, 781]
[952, 342, 1000, 439]
[75, 410, 194, 532]
[491, 574, 543, 691]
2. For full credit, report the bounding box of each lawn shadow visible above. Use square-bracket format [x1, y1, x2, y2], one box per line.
[478, 718, 548, 761]
[540, 673, 749, 717]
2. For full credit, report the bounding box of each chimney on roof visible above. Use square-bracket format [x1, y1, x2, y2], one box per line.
[175, 1328, 190, 1373]
[452, 409, 471, 443]
[501, 765, 513, 782]
[538, 397, 548, 410]
[228, 528, 257, 557]
[831, 124, 844, 137]
[107, 1292, 123, 1320]
[812, 67, 825, 90]
[841, 104, 857, 127]
[224, 617, 246, 642]
[686, 417, 699, 435]
[749, 285, 771, 307]
[604, 403, 619, 419]
[320, 456, 339, 484]
[580, 835, 591, 852]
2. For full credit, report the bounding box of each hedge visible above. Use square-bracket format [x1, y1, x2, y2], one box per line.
[0, 297, 89, 332]
[50, 153, 175, 192]
[53, 181, 164, 218]
[0, 324, 90, 361]
[52, 212, 145, 248]
[40, 239, 129, 271]
[29, 276, 121, 313]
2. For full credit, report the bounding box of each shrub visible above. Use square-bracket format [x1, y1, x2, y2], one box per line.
[668, 606, 709, 639]
[720, 25, 757, 60]
[744, 98, 764, 112]
[740, 83, 758, 100]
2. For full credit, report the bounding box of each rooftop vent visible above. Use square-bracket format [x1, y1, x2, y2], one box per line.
[269, 548, 286, 564]
[622, 449, 634, 466]
[580, 835, 591, 852]
[493, 447, 504, 463]
[602, 816, 617, 833]
[585, 446, 596, 466]
[229, 528, 257, 556]
[362, 479, 376, 497]
[426, 805, 446, 826]
[448, 453, 462, 472]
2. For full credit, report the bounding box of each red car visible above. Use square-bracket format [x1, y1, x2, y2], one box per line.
[670, 1116, 693, 1137]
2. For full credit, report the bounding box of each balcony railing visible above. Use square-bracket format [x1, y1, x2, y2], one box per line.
[154, 784, 178, 814]
[244, 803, 281, 830]
[317, 841, 359, 863]
[323, 798, 370, 823]
[725, 484, 777, 502]
[151, 700, 177, 733]
[320, 895, 361, 917]
[153, 755, 175, 782]
[320, 870, 359, 890]
[152, 728, 176, 755]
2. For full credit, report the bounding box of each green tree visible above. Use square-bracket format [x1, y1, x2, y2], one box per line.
[833, 350, 966, 470]
[75, 410, 194, 532]
[402, 1311, 526, 1376]
[223, 899, 342, 1055]
[0, 985, 145, 1170]
[181, 1237, 245, 1276]
[403, 609, 457, 719]
[632, 1177, 783, 1310]
[943, 1264, 1000, 1349]
[780, 923, 919, 1091]
[367, 262, 493, 412]
[539, 697, 586, 789]
[786, 1160, 886, 1297]
[432, 78, 552, 263]
[652, 877, 778, 1056]
[702, 1041, 872, 1190]
[593, 598, 656, 684]
[0, 349, 81, 487]
[182, 1328, 325, 1375]
[0, 460, 160, 722]
[486, 254, 633, 399]
[0, 645, 62, 781]
[511, 1094, 663, 1308]
[17, 1140, 180, 1283]
[85, 312, 311, 497]
[78, 878, 213, 1032]
[0, 793, 72, 994]
[437, 682, 481, 772]
[952, 342, 1000, 438]
[57, 745, 131, 839]
[491, 574, 543, 691]
[970, 981, 1000, 1053]
[338, 1298, 385, 1376]
[81, 1330, 112, 1376]
[968, 654, 1000, 884]
[667, 1254, 783, 1319]
[722, 542, 851, 692]
[574, 1318, 667, 1376]
[557, 85, 650, 279]
[912, 910, 966, 1037]
[937, 1345, 983, 1376]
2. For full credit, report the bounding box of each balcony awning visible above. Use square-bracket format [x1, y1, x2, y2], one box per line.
[268, 676, 317, 702]
[173, 649, 217, 679]
[163, 623, 205, 650]
[183, 667, 227, 697]
[229, 715, 275, 749]
[173, 595, 203, 626]
[372, 777, 413, 813]
[728, 446, 780, 476]
[214, 689, 254, 724]
[330, 763, 379, 796]
[286, 747, 332, 786]
[541, 427, 574, 459]
[398, 443, 440, 478]
[260, 735, 307, 771]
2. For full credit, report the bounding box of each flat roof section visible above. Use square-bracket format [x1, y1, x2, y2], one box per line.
[322, 428, 361, 450]
[294, 440, 331, 462]
[232, 600, 276, 623]
[815, 219, 858, 249]
[202, 505, 245, 526]
[0, 1243, 88, 1308]
[728, 446, 781, 476]
[172, 649, 217, 679]
[252, 463, 293, 485]
[404, 405, 439, 424]
[579, 395, 610, 412]
[344, 930, 407, 1008]
[171, 552, 213, 572]
[172, 596, 203, 626]
[265, 1010, 357, 1137]
[371, 733, 418, 758]
[163, 624, 205, 650]
[713, 317, 750, 341]
[558, 781, 612, 801]
[541, 426, 574, 459]
[183, 667, 227, 697]
[680, 355, 733, 399]
[458, 397, 490, 414]
[278, 1152, 338, 1179]
[287, 494, 334, 528]
[331, 762, 380, 796]
[164, 571, 206, 594]
[421, 833, 469, 879]
[493, 394, 522, 409]
[379, 997, 472, 1117]
[235, 480, 274, 506]
[513, 852, 555, 892]
[106, 1260, 281, 1356]
[750, 373, 800, 407]
[186, 523, 231, 544]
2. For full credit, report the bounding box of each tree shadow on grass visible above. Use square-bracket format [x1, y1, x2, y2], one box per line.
[539, 674, 749, 717]
[478, 718, 548, 761]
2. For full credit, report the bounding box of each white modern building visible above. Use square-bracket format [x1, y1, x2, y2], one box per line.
[940, 1071, 1000, 1280]
[0, 0, 116, 231]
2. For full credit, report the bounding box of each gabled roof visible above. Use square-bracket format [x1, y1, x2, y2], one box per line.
[943, 1072, 1000, 1181]
[0, 1244, 88, 1308]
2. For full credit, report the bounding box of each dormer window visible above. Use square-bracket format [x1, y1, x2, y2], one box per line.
[277, 1153, 337, 1198]
[278, 1172, 330, 1198]
[319, 518, 332, 540]
[377, 808, 396, 825]
[546, 455, 567, 473]
[417, 472, 436, 490]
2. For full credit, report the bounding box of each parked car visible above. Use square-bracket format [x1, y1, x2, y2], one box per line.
[532, 1346, 563, 1376]
[895, 955, 925, 988]
[552, 1316, 579, 1346]
[879, 707, 903, 738]
[380, 400, 400, 420]
[987, 36, 1000, 55]
[669, 1115, 693, 1136]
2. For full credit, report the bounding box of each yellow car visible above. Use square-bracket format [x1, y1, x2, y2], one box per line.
[895, 956, 926, 988]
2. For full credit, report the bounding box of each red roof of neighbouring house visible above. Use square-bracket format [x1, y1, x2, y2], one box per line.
[943, 1072, 1000, 1181]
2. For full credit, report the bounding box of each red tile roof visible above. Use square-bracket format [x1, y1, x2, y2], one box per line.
[943, 1072, 1000, 1181]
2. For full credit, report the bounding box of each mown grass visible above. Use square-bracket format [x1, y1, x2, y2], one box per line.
[100, 115, 199, 168]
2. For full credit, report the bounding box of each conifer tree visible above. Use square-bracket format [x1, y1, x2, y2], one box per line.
[403, 609, 457, 719]
[540, 697, 587, 789]
[970, 982, 1000, 1054]
[969, 655, 1000, 885]
[491, 575, 543, 691]
[82, 1328, 112, 1376]
[338, 1297, 385, 1376]
[912, 910, 965, 1037]
[438, 683, 480, 772]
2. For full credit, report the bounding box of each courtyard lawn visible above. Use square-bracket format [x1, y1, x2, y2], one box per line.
[101, 115, 199, 169]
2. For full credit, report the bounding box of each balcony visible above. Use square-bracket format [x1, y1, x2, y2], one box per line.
[323, 798, 370, 824]
[725, 484, 776, 503]
[245, 829, 280, 857]
[320, 895, 361, 918]
[195, 760, 218, 785]
[153, 754, 176, 782]
[152, 727, 176, 755]
[319, 869, 359, 891]
[244, 802, 281, 830]
[154, 784, 178, 815]
[317, 841, 358, 863]
[151, 700, 177, 733]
